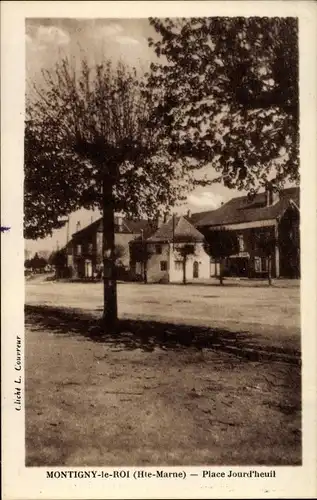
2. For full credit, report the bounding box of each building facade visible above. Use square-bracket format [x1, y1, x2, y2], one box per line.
[68, 216, 151, 279]
[192, 187, 300, 279]
[64, 186, 300, 281]
[131, 216, 212, 283]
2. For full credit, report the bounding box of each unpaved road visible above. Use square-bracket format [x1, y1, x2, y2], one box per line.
[25, 279, 301, 466]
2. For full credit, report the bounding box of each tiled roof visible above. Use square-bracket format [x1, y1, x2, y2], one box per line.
[194, 187, 300, 228]
[71, 187, 300, 239]
[147, 216, 204, 243]
[187, 211, 209, 226]
[123, 219, 152, 234]
[72, 216, 151, 238]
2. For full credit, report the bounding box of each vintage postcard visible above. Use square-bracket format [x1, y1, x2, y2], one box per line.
[1, 1, 317, 499]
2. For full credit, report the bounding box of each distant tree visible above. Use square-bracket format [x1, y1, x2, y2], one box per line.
[30, 252, 47, 273]
[129, 239, 154, 283]
[113, 244, 126, 267]
[174, 239, 196, 285]
[24, 259, 32, 269]
[254, 230, 277, 285]
[203, 229, 239, 285]
[147, 17, 299, 194]
[49, 248, 67, 269]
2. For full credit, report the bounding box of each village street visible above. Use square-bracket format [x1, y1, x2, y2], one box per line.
[25, 278, 301, 466]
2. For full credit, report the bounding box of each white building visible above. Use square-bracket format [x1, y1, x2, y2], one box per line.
[133, 216, 212, 283]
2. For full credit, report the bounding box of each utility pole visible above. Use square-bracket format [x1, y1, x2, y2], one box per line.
[66, 216, 70, 246]
[172, 213, 176, 251]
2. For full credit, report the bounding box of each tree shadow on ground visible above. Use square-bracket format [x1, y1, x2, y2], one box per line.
[25, 305, 300, 364]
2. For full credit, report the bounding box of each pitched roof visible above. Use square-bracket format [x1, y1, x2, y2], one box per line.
[147, 216, 204, 243]
[72, 216, 151, 238]
[187, 211, 210, 226]
[194, 187, 300, 228]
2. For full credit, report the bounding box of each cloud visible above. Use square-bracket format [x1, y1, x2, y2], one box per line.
[114, 35, 140, 45]
[94, 23, 123, 38]
[26, 25, 70, 53]
[187, 191, 224, 209]
[92, 23, 140, 46]
[25, 32, 46, 52]
[37, 25, 70, 46]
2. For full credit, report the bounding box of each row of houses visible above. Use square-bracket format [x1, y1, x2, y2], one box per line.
[65, 186, 300, 282]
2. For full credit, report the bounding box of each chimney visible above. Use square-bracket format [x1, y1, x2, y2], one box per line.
[187, 209, 192, 219]
[272, 189, 280, 205]
[156, 213, 164, 229]
[76, 221, 81, 232]
[265, 185, 280, 207]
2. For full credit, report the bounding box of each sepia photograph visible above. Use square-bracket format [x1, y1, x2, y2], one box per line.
[2, 1, 317, 499]
[24, 15, 301, 467]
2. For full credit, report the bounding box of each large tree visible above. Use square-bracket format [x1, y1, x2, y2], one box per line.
[147, 17, 299, 194]
[25, 57, 206, 328]
[203, 229, 239, 285]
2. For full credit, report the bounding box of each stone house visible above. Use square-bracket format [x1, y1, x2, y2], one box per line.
[65, 186, 300, 281]
[192, 186, 300, 278]
[130, 215, 211, 283]
[68, 216, 151, 278]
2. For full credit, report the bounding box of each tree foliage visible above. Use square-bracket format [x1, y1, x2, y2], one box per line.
[203, 229, 239, 284]
[147, 17, 299, 193]
[129, 239, 154, 283]
[27, 252, 48, 271]
[25, 58, 200, 240]
[203, 229, 239, 260]
[113, 244, 126, 265]
[25, 108, 89, 239]
[49, 248, 68, 268]
[24, 259, 33, 269]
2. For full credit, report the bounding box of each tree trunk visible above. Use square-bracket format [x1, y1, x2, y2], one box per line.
[183, 258, 186, 284]
[268, 255, 272, 286]
[219, 259, 224, 285]
[144, 260, 148, 284]
[102, 176, 118, 330]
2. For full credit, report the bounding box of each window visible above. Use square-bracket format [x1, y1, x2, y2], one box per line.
[88, 243, 93, 253]
[238, 234, 245, 252]
[160, 261, 168, 271]
[76, 244, 82, 255]
[174, 260, 182, 271]
[254, 257, 261, 273]
[155, 244, 162, 254]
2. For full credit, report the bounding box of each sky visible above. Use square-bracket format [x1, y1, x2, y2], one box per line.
[25, 17, 247, 255]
